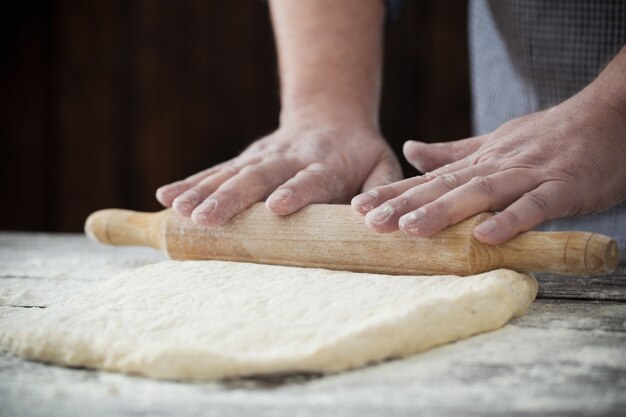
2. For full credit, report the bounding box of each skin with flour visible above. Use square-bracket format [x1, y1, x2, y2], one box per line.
[156, 0, 626, 243]
[353, 49, 626, 244]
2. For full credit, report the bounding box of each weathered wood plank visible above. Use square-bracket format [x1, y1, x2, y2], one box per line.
[536, 267, 626, 302]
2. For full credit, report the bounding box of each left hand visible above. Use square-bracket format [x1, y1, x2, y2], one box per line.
[351, 92, 626, 245]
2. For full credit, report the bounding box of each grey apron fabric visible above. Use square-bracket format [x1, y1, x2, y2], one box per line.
[468, 0, 626, 260]
[468, 0, 626, 133]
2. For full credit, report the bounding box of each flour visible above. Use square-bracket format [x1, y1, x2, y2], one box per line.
[0, 233, 164, 306]
[0, 260, 537, 380]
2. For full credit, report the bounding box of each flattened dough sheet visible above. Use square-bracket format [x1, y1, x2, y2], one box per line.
[0, 261, 537, 379]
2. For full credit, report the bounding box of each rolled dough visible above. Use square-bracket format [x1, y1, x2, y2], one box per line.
[0, 261, 537, 380]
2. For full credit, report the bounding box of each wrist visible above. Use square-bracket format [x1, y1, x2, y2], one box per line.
[576, 46, 626, 126]
[573, 86, 626, 135]
[279, 96, 379, 132]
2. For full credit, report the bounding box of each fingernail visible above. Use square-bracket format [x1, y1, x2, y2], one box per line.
[474, 219, 497, 236]
[269, 189, 292, 203]
[399, 209, 425, 230]
[192, 199, 217, 222]
[352, 190, 378, 211]
[368, 204, 394, 224]
[173, 190, 200, 210]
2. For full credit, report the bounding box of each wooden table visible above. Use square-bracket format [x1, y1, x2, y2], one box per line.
[1, 232, 625, 417]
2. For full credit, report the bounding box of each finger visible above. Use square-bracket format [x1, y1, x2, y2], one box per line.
[351, 176, 427, 215]
[351, 156, 473, 216]
[155, 162, 229, 207]
[171, 157, 268, 216]
[472, 181, 575, 245]
[192, 159, 301, 226]
[397, 169, 539, 237]
[403, 135, 487, 173]
[365, 163, 494, 233]
[360, 153, 403, 192]
[266, 162, 345, 216]
[171, 168, 241, 217]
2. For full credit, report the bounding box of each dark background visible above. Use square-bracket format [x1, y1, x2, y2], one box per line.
[0, 0, 470, 232]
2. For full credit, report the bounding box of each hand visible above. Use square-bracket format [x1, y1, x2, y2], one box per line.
[351, 92, 626, 244]
[158, 0, 394, 226]
[157, 120, 401, 226]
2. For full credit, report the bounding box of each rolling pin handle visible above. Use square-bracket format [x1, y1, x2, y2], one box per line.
[580, 233, 619, 275]
[84, 209, 167, 250]
[473, 229, 619, 276]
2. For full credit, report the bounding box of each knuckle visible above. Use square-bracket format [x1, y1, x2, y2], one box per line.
[239, 164, 261, 176]
[434, 173, 459, 190]
[221, 166, 240, 176]
[303, 166, 333, 189]
[195, 177, 216, 190]
[306, 161, 328, 172]
[369, 185, 390, 200]
[422, 172, 437, 182]
[212, 186, 236, 200]
[374, 180, 412, 201]
[428, 199, 449, 215]
[239, 164, 272, 184]
[524, 191, 551, 214]
[470, 175, 495, 195]
[179, 188, 199, 200]
[471, 150, 498, 166]
[389, 195, 410, 210]
[500, 210, 523, 228]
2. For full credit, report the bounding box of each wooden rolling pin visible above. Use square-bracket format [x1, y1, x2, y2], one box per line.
[85, 203, 618, 276]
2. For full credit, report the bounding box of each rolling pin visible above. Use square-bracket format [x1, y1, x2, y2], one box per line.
[85, 203, 619, 276]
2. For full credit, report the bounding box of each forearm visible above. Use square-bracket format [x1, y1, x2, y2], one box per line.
[269, 0, 385, 129]
[579, 45, 626, 124]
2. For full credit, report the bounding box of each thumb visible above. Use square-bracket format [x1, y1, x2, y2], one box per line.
[403, 135, 487, 173]
[361, 153, 403, 192]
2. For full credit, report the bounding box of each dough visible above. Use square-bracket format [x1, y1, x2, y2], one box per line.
[0, 261, 537, 380]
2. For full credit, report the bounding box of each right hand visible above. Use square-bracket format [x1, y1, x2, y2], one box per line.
[156, 120, 401, 227]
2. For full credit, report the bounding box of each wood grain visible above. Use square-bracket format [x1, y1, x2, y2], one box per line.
[85, 204, 619, 276]
[536, 266, 626, 302]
